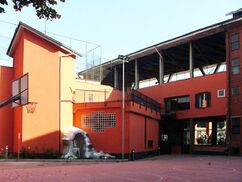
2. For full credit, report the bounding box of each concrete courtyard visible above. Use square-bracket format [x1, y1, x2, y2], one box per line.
[0, 155, 242, 182]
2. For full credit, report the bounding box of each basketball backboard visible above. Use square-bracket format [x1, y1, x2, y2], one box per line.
[12, 73, 28, 108]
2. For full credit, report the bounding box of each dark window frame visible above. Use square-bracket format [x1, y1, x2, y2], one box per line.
[232, 117, 240, 134]
[195, 92, 211, 108]
[231, 33, 240, 51]
[165, 95, 190, 112]
[232, 57, 240, 75]
[232, 87, 240, 96]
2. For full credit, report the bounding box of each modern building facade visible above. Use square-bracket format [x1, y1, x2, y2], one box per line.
[80, 9, 242, 156]
[0, 9, 242, 158]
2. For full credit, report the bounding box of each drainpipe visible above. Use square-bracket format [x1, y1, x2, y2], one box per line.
[226, 31, 232, 154]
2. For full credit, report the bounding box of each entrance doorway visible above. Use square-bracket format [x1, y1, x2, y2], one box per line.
[159, 119, 190, 154]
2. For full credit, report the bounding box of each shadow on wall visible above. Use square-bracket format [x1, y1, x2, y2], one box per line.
[13, 131, 60, 158]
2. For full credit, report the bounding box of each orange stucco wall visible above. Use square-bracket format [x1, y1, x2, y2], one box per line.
[21, 29, 60, 153]
[0, 66, 13, 152]
[11, 28, 76, 153]
[12, 34, 24, 153]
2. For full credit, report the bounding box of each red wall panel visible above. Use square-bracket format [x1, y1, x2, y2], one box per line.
[139, 72, 227, 119]
[0, 66, 14, 152]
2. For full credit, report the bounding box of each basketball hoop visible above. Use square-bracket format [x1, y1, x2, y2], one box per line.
[25, 102, 37, 114]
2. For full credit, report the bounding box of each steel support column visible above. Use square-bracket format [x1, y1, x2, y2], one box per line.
[189, 42, 194, 78]
[134, 59, 139, 89]
[114, 66, 118, 89]
[159, 51, 164, 84]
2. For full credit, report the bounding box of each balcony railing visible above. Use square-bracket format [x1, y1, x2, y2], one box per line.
[129, 89, 161, 113]
[74, 88, 161, 113]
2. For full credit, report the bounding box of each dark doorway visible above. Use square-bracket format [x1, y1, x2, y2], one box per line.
[159, 119, 190, 154]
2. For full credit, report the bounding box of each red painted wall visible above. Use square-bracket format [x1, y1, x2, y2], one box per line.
[0, 66, 14, 152]
[73, 101, 160, 155]
[12, 34, 24, 153]
[74, 104, 126, 154]
[139, 72, 227, 119]
[146, 117, 159, 150]
[129, 113, 145, 152]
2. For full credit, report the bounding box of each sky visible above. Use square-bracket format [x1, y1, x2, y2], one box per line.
[0, 0, 241, 70]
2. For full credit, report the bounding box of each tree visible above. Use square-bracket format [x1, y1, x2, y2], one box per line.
[0, 0, 65, 20]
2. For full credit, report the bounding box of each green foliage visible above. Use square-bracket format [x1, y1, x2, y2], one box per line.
[0, 0, 65, 19]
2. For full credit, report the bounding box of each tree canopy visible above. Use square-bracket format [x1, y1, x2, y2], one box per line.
[0, 0, 65, 19]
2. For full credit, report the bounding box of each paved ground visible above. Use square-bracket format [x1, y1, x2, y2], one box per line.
[0, 155, 242, 182]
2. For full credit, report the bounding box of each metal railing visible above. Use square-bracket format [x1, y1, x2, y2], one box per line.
[129, 89, 161, 113]
[74, 88, 162, 113]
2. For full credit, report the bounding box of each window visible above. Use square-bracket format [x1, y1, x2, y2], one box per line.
[194, 121, 212, 145]
[232, 117, 240, 134]
[194, 120, 226, 146]
[217, 89, 225, 98]
[232, 58, 240, 74]
[195, 92, 211, 108]
[165, 96, 190, 112]
[217, 121, 226, 145]
[81, 112, 116, 132]
[231, 33, 240, 51]
[232, 87, 240, 96]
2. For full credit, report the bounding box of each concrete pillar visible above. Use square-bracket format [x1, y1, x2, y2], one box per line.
[189, 118, 194, 153]
[159, 51, 164, 84]
[99, 66, 103, 82]
[189, 42, 194, 78]
[134, 59, 139, 89]
[114, 66, 118, 89]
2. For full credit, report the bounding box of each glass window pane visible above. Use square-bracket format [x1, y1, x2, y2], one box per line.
[232, 118, 240, 134]
[232, 58, 240, 66]
[231, 33, 240, 51]
[232, 67, 240, 74]
[232, 87, 240, 96]
[217, 121, 226, 145]
[231, 33, 239, 42]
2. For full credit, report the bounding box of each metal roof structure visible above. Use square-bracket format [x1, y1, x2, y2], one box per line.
[78, 14, 242, 88]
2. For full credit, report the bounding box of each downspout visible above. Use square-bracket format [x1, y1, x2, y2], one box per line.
[225, 28, 231, 154]
[59, 56, 61, 153]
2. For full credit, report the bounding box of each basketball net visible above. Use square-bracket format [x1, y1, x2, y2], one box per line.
[25, 102, 37, 113]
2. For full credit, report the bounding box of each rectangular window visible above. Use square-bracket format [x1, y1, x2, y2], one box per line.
[217, 121, 226, 145]
[232, 57, 240, 74]
[231, 33, 240, 51]
[165, 95, 190, 112]
[232, 117, 240, 134]
[194, 120, 226, 146]
[217, 89, 225, 98]
[232, 87, 240, 96]
[194, 121, 212, 145]
[195, 92, 211, 108]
